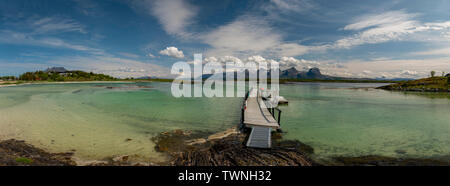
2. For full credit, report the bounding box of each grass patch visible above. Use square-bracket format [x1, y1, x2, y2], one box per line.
[378, 77, 449, 92]
[15, 157, 33, 164]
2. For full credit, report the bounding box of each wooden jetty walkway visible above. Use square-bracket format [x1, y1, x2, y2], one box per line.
[242, 89, 282, 148]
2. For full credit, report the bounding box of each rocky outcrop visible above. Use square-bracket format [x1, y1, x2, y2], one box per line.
[280, 67, 301, 79]
[0, 139, 75, 166]
[151, 128, 317, 166]
[280, 67, 330, 80]
[172, 133, 317, 166]
[330, 155, 450, 166]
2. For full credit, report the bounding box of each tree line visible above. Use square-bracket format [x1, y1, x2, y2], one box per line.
[0, 76, 18, 81]
[17, 70, 117, 81]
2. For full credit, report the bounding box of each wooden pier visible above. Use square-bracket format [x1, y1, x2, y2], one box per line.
[242, 89, 282, 148]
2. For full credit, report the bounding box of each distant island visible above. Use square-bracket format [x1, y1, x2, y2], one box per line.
[0, 67, 117, 83]
[0, 67, 174, 85]
[18, 67, 117, 81]
[378, 74, 450, 92]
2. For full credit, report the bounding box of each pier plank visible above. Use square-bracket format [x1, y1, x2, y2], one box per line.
[243, 89, 280, 148]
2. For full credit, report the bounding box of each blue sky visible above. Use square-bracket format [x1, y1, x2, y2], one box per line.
[0, 0, 450, 78]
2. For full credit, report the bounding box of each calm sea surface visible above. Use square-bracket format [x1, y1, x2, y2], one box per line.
[1, 82, 449, 162]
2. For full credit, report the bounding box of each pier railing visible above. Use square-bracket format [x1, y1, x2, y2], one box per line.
[268, 107, 282, 126]
[239, 91, 250, 130]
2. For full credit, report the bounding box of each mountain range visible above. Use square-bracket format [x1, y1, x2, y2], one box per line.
[201, 67, 402, 81]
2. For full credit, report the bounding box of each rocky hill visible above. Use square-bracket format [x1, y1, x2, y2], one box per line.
[280, 67, 332, 80]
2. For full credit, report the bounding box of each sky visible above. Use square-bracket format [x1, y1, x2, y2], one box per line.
[1, 0, 450, 79]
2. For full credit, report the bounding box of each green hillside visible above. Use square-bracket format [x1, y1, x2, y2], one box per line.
[378, 76, 449, 92]
[18, 70, 117, 81]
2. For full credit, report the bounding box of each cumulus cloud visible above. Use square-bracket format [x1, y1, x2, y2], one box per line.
[159, 46, 185, 58]
[400, 70, 418, 76]
[246, 56, 269, 63]
[185, 53, 450, 79]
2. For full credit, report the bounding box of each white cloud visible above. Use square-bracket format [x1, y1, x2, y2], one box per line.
[401, 70, 418, 76]
[189, 56, 242, 65]
[0, 30, 103, 54]
[203, 17, 281, 56]
[132, 1, 311, 58]
[0, 15, 102, 54]
[332, 10, 450, 49]
[331, 58, 450, 79]
[422, 21, 450, 31]
[49, 56, 171, 78]
[202, 16, 309, 57]
[185, 53, 450, 79]
[246, 55, 268, 63]
[133, 0, 197, 38]
[279, 56, 319, 70]
[343, 10, 417, 31]
[271, 43, 310, 57]
[33, 17, 86, 34]
[159, 46, 185, 58]
[412, 47, 450, 56]
[269, 0, 316, 13]
[217, 56, 243, 63]
[118, 52, 140, 58]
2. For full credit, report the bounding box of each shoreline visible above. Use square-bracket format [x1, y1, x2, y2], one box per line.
[2, 126, 450, 166]
[0, 79, 399, 88]
[0, 80, 137, 88]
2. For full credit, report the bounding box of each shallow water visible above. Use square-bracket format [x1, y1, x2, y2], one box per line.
[280, 82, 450, 161]
[0, 82, 449, 162]
[0, 82, 241, 162]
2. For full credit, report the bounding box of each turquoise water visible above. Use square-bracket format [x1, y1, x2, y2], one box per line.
[0, 82, 449, 162]
[280, 83, 450, 161]
[0, 82, 241, 163]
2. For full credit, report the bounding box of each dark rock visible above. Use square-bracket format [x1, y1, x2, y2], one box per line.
[331, 155, 450, 166]
[280, 67, 335, 80]
[280, 67, 300, 79]
[395, 150, 407, 155]
[168, 132, 317, 166]
[151, 129, 213, 153]
[0, 139, 76, 166]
